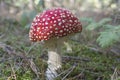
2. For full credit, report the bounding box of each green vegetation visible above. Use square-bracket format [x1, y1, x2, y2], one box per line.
[0, 19, 120, 79]
[0, 0, 120, 80]
[81, 17, 120, 47]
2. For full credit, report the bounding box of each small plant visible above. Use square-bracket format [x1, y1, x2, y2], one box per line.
[80, 17, 120, 48]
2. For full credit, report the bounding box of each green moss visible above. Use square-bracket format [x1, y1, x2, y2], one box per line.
[0, 18, 120, 80]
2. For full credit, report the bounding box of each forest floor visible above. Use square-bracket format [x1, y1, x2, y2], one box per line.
[0, 10, 120, 80]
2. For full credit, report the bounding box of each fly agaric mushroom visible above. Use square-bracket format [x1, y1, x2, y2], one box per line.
[29, 8, 82, 80]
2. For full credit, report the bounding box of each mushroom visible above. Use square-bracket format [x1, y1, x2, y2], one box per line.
[29, 8, 82, 80]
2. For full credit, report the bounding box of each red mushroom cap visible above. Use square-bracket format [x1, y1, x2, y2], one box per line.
[29, 8, 82, 42]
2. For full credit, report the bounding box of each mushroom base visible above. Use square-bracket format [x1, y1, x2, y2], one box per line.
[46, 50, 62, 80]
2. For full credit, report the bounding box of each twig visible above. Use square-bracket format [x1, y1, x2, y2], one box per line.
[0, 34, 5, 38]
[26, 42, 38, 55]
[56, 63, 77, 78]
[29, 59, 40, 78]
[62, 64, 76, 80]
[72, 69, 85, 79]
[62, 56, 90, 62]
[111, 67, 120, 80]
[11, 65, 17, 80]
[7, 65, 17, 80]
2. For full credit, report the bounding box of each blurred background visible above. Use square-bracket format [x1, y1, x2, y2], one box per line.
[0, 0, 120, 80]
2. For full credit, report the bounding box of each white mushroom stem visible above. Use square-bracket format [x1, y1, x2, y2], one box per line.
[46, 51, 61, 80]
[45, 38, 63, 80]
[48, 48, 62, 71]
